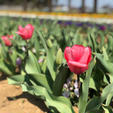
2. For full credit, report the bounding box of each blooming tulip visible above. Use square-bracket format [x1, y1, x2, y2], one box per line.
[16, 24, 34, 40]
[1, 35, 13, 46]
[64, 45, 91, 74]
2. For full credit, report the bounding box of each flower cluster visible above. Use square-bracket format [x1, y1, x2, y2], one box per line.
[62, 76, 79, 98]
[1, 24, 34, 46]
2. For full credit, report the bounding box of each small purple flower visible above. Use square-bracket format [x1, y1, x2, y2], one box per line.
[74, 80, 79, 97]
[75, 23, 83, 27]
[57, 20, 62, 24]
[62, 90, 70, 98]
[99, 25, 106, 31]
[63, 83, 68, 89]
[74, 88, 79, 97]
[74, 80, 78, 89]
[66, 77, 71, 86]
[65, 21, 73, 26]
[16, 57, 22, 66]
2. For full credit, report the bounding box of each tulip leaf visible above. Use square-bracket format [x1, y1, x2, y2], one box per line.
[102, 105, 113, 113]
[52, 65, 70, 96]
[28, 73, 52, 93]
[86, 82, 113, 112]
[0, 59, 13, 76]
[25, 51, 41, 74]
[21, 84, 75, 113]
[95, 53, 113, 75]
[79, 59, 96, 113]
[37, 30, 56, 81]
[9, 49, 17, 66]
[47, 50, 56, 81]
[88, 33, 97, 52]
[8, 75, 25, 85]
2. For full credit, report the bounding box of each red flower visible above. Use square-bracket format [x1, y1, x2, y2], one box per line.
[1, 35, 13, 46]
[16, 24, 34, 40]
[64, 45, 92, 74]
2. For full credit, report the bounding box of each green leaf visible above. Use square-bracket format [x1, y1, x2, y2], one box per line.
[79, 59, 96, 113]
[0, 59, 13, 76]
[37, 30, 55, 81]
[9, 49, 17, 66]
[88, 33, 97, 52]
[47, 50, 56, 81]
[53, 65, 70, 96]
[22, 84, 75, 113]
[106, 92, 113, 106]
[8, 75, 25, 85]
[37, 30, 48, 51]
[95, 53, 113, 75]
[102, 105, 113, 113]
[86, 82, 113, 112]
[25, 51, 41, 74]
[28, 73, 52, 93]
[89, 77, 97, 91]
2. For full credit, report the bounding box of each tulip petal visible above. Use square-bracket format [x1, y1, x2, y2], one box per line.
[18, 25, 23, 31]
[79, 47, 92, 64]
[71, 45, 85, 61]
[68, 61, 88, 74]
[68, 61, 87, 67]
[64, 45, 92, 74]
[64, 47, 73, 62]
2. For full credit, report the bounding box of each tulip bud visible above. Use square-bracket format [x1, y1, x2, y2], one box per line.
[47, 39, 53, 48]
[56, 48, 63, 65]
[41, 59, 47, 73]
[49, 35, 54, 40]
[16, 57, 22, 66]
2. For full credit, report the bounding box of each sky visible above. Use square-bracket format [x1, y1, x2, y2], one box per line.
[57, 0, 113, 8]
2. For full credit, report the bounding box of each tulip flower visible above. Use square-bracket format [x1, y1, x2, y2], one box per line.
[1, 35, 13, 46]
[16, 24, 34, 40]
[64, 45, 91, 74]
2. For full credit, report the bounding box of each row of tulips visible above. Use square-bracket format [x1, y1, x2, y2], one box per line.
[0, 17, 113, 113]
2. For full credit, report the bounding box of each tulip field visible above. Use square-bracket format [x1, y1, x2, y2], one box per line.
[0, 17, 113, 113]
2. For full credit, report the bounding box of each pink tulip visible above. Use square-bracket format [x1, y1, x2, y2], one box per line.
[64, 45, 92, 74]
[1, 35, 13, 46]
[16, 24, 34, 40]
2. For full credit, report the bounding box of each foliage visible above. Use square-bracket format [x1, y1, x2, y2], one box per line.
[0, 17, 113, 113]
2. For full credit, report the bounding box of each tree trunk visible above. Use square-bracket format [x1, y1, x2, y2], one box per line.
[81, 0, 85, 13]
[48, 0, 52, 12]
[23, 0, 28, 11]
[93, 0, 97, 13]
[68, 0, 71, 12]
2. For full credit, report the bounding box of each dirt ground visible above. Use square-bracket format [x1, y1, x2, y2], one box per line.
[0, 77, 78, 113]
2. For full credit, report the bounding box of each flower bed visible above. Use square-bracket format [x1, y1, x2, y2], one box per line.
[0, 11, 113, 23]
[0, 17, 113, 113]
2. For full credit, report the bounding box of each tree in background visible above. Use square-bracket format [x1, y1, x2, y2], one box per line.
[81, 0, 85, 13]
[23, 0, 28, 11]
[68, 0, 71, 11]
[93, 0, 97, 13]
[48, 0, 52, 12]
